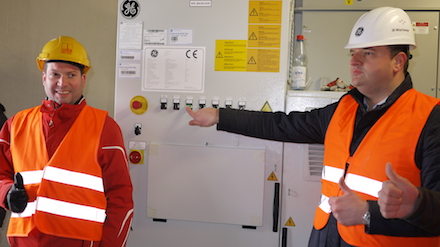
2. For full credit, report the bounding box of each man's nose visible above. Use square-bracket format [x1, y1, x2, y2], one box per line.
[349, 53, 363, 66]
[57, 75, 68, 86]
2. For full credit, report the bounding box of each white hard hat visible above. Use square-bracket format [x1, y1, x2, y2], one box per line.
[345, 7, 416, 49]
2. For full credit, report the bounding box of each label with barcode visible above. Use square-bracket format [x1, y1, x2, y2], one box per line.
[169, 29, 193, 45]
[118, 63, 141, 78]
[144, 29, 167, 45]
[119, 51, 141, 61]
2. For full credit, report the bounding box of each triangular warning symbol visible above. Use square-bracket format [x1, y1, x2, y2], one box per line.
[216, 52, 223, 58]
[260, 101, 272, 112]
[267, 171, 278, 181]
[249, 32, 258, 40]
[250, 8, 258, 16]
[248, 56, 257, 65]
[285, 217, 296, 226]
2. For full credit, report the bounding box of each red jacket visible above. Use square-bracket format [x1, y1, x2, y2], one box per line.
[0, 99, 133, 247]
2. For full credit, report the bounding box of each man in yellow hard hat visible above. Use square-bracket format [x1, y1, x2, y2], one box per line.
[186, 7, 440, 247]
[0, 36, 134, 247]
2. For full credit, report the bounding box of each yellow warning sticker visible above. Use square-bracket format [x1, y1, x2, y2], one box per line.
[215, 40, 248, 71]
[267, 171, 278, 181]
[247, 48, 280, 72]
[260, 101, 273, 112]
[248, 25, 281, 48]
[249, 1, 282, 24]
[345, 0, 353, 5]
[285, 217, 296, 226]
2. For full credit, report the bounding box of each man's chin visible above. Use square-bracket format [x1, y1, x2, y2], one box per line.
[350, 79, 361, 87]
[54, 98, 73, 105]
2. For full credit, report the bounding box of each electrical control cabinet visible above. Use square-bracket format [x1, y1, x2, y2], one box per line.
[115, 0, 440, 246]
[115, 0, 290, 246]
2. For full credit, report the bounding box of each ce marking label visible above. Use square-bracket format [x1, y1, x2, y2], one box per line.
[186, 50, 199, 59]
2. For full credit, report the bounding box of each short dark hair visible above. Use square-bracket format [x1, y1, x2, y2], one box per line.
[388, 45, 411, 73]
[44, 60, 85, 75]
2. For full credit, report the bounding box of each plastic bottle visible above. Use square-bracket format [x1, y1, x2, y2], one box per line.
[290, 35, 307, 90]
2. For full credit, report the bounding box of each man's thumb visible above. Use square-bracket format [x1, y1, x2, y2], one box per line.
[338, 176, 352, 194]
[14, 173, 25, 190]
[385, 163, 405, 185]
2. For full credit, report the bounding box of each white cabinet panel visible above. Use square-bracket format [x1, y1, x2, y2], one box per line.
[146, 143, 265, 226]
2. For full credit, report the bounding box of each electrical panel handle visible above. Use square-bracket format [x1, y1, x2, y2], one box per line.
[272, 182, 280, 232]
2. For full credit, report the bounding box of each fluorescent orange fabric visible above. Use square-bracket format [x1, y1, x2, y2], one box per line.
[314, 89, 440, 246]
[9, 105, 107, 241]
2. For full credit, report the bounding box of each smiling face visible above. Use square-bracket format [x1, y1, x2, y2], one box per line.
[42, 62, 86, 105]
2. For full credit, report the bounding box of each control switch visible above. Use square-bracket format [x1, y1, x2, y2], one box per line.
[238, 100, 246, 110]
[186, 98, 193, 110]
[160, 98, 167, 110]
[173, 98, 180, 110]
[225, 100, 233, 109]
[212, 99, 219, 109]
[199, 99, 206, 109]
[134, 124, 142, 135]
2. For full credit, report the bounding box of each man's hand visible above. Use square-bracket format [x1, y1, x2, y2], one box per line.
[6, 173, 29, 213]
[329, 177, 368, 226]
[378, 163, 419, 219]
[186, 106, 219, 127]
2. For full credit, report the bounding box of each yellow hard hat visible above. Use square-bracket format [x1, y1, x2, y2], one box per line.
[36, 36, 91, 74]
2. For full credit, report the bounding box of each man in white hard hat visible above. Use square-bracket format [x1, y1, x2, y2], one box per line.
[186, 6, 440, 247]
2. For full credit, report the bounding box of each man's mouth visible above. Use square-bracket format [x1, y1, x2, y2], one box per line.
[56, 90, 70, 95]
[351, 68, 363, 76]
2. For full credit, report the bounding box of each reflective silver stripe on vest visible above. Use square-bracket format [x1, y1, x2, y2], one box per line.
[322, 166, 344, 183]
[318, 195, 331, 213]
[12, 167, 105, 221]
[11, 196, 106, 222]
[345, 173, 382, 198]
[319, 166, 383, 211]
[36, 196, 106, 222]
[21, 170, 44, 185]
[43, 166, 104, 192]
[10, 201, 36, 218]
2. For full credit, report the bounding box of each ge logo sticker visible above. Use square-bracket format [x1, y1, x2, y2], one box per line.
[355, 27, 364, 37]
[121, 0, 140, 19]
[151, 50, 159, 58]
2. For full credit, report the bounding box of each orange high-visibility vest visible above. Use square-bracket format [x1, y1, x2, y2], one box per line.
[9, 105, 108, 241]
[313, 89, 440, 246]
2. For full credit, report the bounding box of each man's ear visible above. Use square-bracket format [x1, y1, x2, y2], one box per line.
[393, 52, 407, 72]
[42, 72, 46, 86]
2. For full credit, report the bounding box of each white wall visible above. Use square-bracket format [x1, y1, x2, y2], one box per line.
[0, 1, 118, 118]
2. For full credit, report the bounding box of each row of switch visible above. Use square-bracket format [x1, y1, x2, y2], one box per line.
[160, 97, 246, 110]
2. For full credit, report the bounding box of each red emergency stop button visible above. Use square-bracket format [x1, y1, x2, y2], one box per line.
[132, 101, 142, 109]
[130, 95, 148, 115]
[129, 150, 142, 164]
